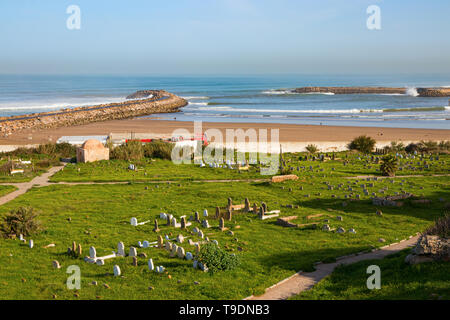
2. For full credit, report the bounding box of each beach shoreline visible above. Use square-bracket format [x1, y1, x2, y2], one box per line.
[0, 118, 448, 152]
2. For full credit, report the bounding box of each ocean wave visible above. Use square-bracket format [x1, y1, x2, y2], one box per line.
[262, 90, 297, 95]
[406, 87, 419, 97]
[181, 96, 210, 100]
[0, 97, 127, 111]
[187, 102, 209, 106]
[194, 106, 385, 114]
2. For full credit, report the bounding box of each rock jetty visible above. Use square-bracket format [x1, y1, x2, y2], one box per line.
[293, 86, 450, 97]
[0, 90, 187, 137]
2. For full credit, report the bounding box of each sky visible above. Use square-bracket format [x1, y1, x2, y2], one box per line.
[0, 0, 449, 75]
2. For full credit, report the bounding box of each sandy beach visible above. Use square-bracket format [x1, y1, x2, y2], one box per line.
[1, 118, 448, 152]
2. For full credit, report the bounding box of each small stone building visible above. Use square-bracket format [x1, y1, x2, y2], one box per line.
[76, 139, 109, 163]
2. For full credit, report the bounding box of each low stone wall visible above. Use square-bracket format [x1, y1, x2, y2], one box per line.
[0, 90, 188, 137]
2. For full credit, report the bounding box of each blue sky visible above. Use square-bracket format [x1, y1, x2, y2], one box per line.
[0, 0, 449, 75]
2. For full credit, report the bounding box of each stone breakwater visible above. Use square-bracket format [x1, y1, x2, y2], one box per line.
[293, 86, 450, 97]
[0, 90, 188, 137]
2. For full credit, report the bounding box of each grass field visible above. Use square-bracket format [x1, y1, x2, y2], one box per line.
[49, 153, 450, 183]
[0, 185, 17, 197]
[0, 170, 448, 299]
[291, 249, 450, 300]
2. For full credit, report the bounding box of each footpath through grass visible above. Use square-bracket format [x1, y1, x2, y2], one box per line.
[0, 185, 17, 197]
[291, 249, 450, 300]
[0, 173, 448, 299]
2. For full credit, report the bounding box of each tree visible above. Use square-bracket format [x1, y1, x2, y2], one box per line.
[348, 135, 376, 154]
[305, 144, 319, 154]
[380, 155, 398, 177]
[0, 207, 43, 238]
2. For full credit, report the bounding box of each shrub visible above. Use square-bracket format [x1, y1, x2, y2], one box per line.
[305, 144, 319, 154]
[384, 141, 405, 153]
[424, 215, 449, 238]
[380, 154, 398, 177]
[143, 141, 174, 160]
[0, 161, 13, 175]
[348, 135, 376, 154]
[197, 242, 239, 273]
[405, 143, 420, 154]
[438, 141, 450, 151]
[418, 140, 439, 153]
[280, 166, 293, 175]
[0, 142, 76, 159]
[110, 141, 144, 161]
[0, 207, 43, 238]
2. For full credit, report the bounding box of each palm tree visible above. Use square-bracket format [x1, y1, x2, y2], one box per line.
[380, 155, 398, 177]
[305, 144, 319, 154]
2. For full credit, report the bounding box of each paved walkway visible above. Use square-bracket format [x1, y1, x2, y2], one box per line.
[0, 166, 65, 206]
[246, 235, 419, 300]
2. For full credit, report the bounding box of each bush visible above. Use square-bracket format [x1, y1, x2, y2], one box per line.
[305, 144, 319, 154]
[280, 166, 293, 175]
[0, 207, 43, 238]
[348, 135, 376, 154]
[380, 154, 398, 177]
[405, 143, 420, 154]
[0, 142, 76, 159]
[110, 141, 144, 161]
[384, 141, 405, 153]
[418, 140, 439, 153]
[0, 161, 13, 175]
[197, 242, 239, 273]
[425, 215, 449, 238]
[143, 141, 174, 160]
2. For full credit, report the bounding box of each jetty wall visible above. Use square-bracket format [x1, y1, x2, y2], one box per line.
[0, 90, 187, 137]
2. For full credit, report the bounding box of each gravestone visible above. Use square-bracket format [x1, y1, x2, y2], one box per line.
[180, 217, 187, 229]
[177, 246, 186, 259]
[153, 219, 160, 232]
[157, 236, 164, 248]
[117, 242, 125, 256]
[219, 218, 226, 231]
[227, 209, 232, 221]
[89, 246, 96, 259]
[148, 258, 154, 271]
[176, 234, 184, 243]
[113, 265, 121, 276]
[194, 211, 200, 222]
[130, 217, 138, 226]
[186, 252, 193, 260]
[203, 209, 208, 217]
[244, 198, 250, 212]
[129, 247, 137, 257]
[215, 207, 220, 219]
[52, 260, 61, 269]
[132, 256, 138, 267]
[195, 243, 201, 255]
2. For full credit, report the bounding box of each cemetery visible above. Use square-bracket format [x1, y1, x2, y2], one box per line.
[0, 138, 448, 300]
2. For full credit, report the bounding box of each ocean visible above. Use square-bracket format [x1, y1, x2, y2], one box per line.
[0, 74, 449, 129]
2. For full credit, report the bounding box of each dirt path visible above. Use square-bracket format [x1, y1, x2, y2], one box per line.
[0, 166, 65, 206]
[245, 235, 419, 300]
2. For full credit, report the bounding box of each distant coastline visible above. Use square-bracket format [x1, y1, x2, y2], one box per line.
[292, 86, 450, 97]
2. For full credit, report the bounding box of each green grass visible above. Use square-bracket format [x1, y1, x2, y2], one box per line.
[49, 153, 450, 183]
[0, 171, 448, 300]
[50, 159, 271, 182]
[291, 249, 450, 300]
[0, 185, 17, 197]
